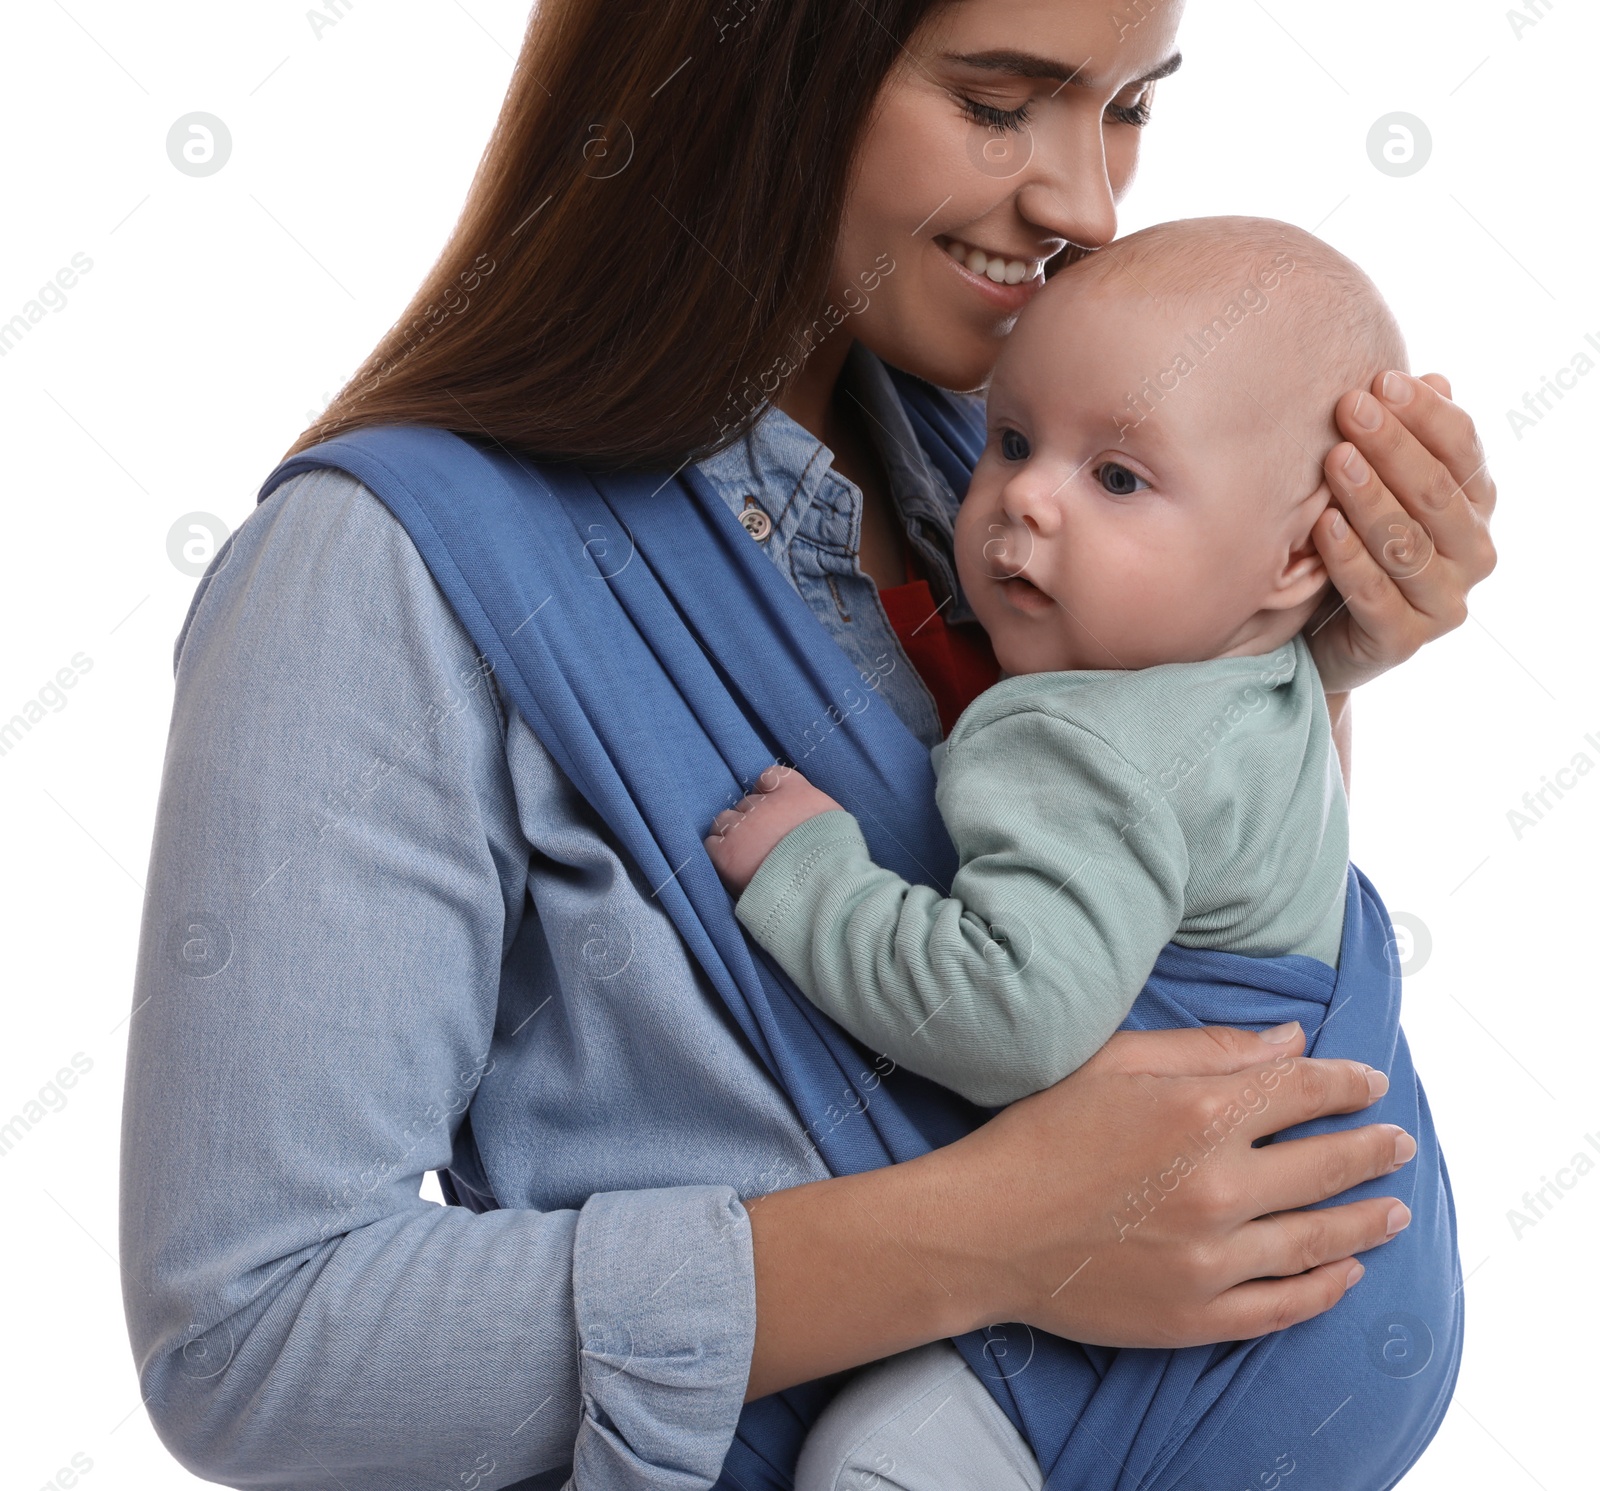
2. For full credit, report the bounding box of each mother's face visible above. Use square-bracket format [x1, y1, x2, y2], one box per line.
[834, 0, 1186, 392]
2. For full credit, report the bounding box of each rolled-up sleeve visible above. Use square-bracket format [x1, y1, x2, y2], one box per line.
[571, 1189, 756, 1487]
[119, 469, 755, 1490]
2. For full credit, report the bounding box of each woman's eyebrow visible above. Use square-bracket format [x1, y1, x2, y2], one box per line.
[940, 50, 1183, 89]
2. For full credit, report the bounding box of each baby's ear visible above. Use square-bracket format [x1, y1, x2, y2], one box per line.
[1262, 479, 1333, 611]
[1286, 471, 1335, 547]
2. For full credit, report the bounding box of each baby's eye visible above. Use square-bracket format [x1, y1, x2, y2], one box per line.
[1097, 461, 1148, 496]
[999, 428, 1030, 461]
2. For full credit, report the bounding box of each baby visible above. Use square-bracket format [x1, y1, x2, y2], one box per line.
[705, 214, 1397, 1104]
[703, 216, 1405, 1484]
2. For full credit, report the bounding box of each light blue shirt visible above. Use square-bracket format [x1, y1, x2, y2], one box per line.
[119, 341, 980, 1490]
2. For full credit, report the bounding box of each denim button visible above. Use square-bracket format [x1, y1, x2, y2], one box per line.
[738, 502, 773, 542]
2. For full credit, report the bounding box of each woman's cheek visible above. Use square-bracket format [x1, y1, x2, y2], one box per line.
[1107, 130, 1143, 201]
[870, 87, 983, 234]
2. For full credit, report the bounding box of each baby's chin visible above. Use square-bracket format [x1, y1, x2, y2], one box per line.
[989, 630, 1081, 677]
[994, 629, 1190, 676]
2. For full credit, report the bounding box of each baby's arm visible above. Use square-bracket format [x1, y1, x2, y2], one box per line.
[704, 763, 849, 891]
[705, 710, 1189, 1108]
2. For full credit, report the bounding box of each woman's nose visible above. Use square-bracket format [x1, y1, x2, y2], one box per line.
[1014, 116, 1120, 253]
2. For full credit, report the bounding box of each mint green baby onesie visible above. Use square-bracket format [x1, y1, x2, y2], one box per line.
[733, 634, 1348, 1108]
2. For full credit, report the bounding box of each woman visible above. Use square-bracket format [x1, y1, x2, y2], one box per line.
[119, 0, 1496, 1487]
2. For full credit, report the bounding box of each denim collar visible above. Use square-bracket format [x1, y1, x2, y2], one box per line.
[695, 342, 978, 626]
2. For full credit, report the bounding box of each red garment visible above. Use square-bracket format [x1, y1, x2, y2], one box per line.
[875, 525, 1002, 738]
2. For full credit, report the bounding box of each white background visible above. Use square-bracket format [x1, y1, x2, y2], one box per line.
[0, 1, 1591, 1487]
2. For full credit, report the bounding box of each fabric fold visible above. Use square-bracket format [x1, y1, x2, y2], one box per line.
[259, 415, 1462, 1491]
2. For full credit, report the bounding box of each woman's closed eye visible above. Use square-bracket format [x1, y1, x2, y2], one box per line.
[1097, 461, 1149, 496]
[1107, 86, 1155, 129]
[958, 95, 1034, 134]
[958, 85, 1155, 135]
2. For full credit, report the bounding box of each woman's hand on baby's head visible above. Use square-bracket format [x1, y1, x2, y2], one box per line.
[1309, 369, 1497, 694]
[704, 763, 846, 896]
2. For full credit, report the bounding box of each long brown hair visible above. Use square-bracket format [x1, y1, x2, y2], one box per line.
[284, 0, 978, 472]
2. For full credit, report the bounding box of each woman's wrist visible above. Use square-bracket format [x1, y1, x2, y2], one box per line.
[743, 1145, 999, 1401]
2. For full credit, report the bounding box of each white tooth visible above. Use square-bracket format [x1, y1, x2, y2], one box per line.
[967, 249, 988, 275]
[986, 258, 1008, 283]
[946, 240, 968, 265]
[1004, 260, 1026, 284]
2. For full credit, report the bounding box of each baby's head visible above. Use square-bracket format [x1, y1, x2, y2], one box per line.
[953, 216, 1408, 674]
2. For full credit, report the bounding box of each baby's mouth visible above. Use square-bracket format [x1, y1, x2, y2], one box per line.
[992, 554, 1040, 590]
[995, 569, 1054, 611]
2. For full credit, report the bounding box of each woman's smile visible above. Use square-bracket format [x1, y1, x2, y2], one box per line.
[932, 232, 1049, 313]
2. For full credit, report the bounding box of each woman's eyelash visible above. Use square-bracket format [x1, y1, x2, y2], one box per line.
[958, 96, 1034, 133]
[1108, 94, 1153, 128]
[959, 92, 1152, 134]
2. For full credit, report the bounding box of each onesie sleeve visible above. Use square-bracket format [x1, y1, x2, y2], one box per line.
[120, 469, 754, 1491]
[734, 706, 1188, 1108]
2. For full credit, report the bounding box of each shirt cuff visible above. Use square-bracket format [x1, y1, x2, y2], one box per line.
[733, 809, 874, 963]
[568, 1184, 755, 1489]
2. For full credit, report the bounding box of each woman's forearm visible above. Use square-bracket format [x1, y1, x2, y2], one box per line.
[744, 1150, 990, 1400]
[746, 1023, 1413, 1401]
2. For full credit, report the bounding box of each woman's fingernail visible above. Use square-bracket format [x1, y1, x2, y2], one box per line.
[1365, 1066, 1389, 1101]
[1393, 1130, 1417, 1166]
[1262, 1021, 1302, 1044]
[1381, 370, 1414, 405]
[1350, 392, 1383, 430]
[1341, 447, 1370, 485]
[1385, 1202, 1412, 1237]
[1329, 510, 1348, 540]
[1345, 1260, 1365, 1287]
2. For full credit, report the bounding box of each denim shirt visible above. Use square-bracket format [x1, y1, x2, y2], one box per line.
[119, 341, 981, 1491]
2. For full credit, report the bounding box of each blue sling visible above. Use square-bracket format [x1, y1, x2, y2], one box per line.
[260, 392, 1463, 1491]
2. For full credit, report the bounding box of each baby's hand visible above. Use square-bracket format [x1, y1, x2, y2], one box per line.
[704, 763, 845, 896]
